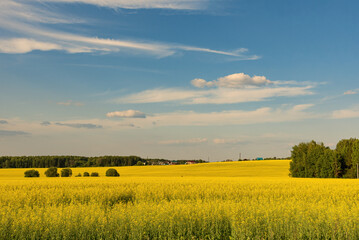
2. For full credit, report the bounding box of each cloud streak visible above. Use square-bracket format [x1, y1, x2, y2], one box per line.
[0, 130, 30, 136]
[159, 138, 208, 145]
[55, 122, 103, 129]
[191, 73, 272, 88]
[57, 100, 84, 106]
[143, 105, 316, 126]
[38, 0, 208, 10]
[0, 38, 62, 54]
[107, 110, 146, 118]
[0, 1, 259, 59]
[115, 73, 314, 105]
[117, 86, 313, 104]
[332, 109, 359, 119]
[344, 90, 357, 95]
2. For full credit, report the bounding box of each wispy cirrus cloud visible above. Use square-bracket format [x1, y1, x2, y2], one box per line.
[0, 1, 259, 59]
[0, 38, 62, 54]
[38, 0, 208, 10]
[0, 120, 8, 124]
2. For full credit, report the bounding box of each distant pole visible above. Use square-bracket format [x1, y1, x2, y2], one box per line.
[239, 152, 241, 160]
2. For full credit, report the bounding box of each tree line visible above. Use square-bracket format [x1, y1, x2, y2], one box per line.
[0, 155, 206, 168]
[290, 138, 359, 178]
[24, 167, 121, 177]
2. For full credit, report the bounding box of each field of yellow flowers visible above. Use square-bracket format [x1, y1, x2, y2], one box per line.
[1, 160, 359, 239]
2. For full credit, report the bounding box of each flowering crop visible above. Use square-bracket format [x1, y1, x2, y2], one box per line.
[0, 160, 359, 239]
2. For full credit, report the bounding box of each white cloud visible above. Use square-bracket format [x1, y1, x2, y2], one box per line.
[0, 1, 259, 59]
[213, 138, 241, 144]
[57, 100, 84, 106]
[332, 109, 359, 119]
[0, 0, 77, 24]
[0, 105, 317, 140]
[38, 0, 208, 10]
[344, 90, 357, 95]
[0, 38, 62, 53]
[117, 86, 313, 104]
[145, 105, 316, 126]
[55, 122, 103, 129]
[117, 73, 313, 105]
[191, 73, 272, 88]
[106, 110, 146, 118]
[117, 88, 201, 103]
[291, 104, 314, 111]
[191, 78, 215, 88]
[159, 138, 208, 145]
[0, 130, 30, 136]
[102, 104, 316, 128]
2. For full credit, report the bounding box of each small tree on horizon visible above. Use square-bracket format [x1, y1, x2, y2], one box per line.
[91, 172, 99, 177]
[83, 172, 90, 177]
[61, 168, 72, 177]
[106, 168, 120, 177]
[45, 167, 59, 177]
[24, 169, 40, 177]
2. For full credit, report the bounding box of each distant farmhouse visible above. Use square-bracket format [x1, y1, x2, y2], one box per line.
[223, 159, 233, 162]
[186, 161, 197, 165]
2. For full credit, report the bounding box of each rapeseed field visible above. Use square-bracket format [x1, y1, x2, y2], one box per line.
[1, 160, 359, 239]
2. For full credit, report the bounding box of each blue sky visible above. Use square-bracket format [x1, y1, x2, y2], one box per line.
[0, 0, 358, 160]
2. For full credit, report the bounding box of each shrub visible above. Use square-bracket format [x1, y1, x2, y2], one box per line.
[24, 169, 40, 177]
[45, 167, 59, 177]
[106, 168, 120, 177]
[83, 172, 90, 177]
[75, 173, 82, 177]
[136, 161, 144, 166]
[91, 172, 99, 177]
[61, 168, 72, 177]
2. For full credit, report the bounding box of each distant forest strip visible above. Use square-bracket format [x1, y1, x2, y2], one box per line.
[290, 138, 359, 178]
[0, 156, 206, 168]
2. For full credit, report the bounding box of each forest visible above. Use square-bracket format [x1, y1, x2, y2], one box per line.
[290, 138, 359, 178]
[0, 155, 206, 168]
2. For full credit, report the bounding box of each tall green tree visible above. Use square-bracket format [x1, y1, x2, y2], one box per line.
[351, 141, 359, 178]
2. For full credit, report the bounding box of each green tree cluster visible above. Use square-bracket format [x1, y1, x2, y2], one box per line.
[44, 167, 59, 177]
[290, 138, 359, 178]
[24, 169, 40, 177]
[61, 168, 72, 177]
[106, 168, 120, 177]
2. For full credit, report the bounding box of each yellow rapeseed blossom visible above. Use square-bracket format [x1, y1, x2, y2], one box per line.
[0, 160, 359, 239]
